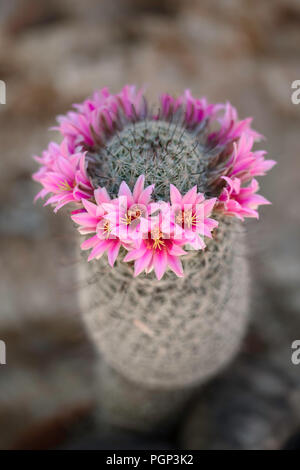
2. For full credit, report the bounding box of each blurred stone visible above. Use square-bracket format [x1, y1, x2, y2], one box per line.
[0, 178, 48, 239]
[4, 0, 65, 36]
[0, 315, 97, 449]
[180, 271, 300, 449]
[180, 350, 300, 450]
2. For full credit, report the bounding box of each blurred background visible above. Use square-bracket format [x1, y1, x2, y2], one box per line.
[0, 0, 300, 450]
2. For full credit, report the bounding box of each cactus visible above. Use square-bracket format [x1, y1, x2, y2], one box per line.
[78, 216, 249, 430]
[33, 86, 275, 431]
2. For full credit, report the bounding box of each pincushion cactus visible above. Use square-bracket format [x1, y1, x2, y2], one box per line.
[33, 86, 275, 430]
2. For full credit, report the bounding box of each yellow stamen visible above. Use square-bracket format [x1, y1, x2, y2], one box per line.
[176, 209, 199, 229]
[121, 206, 143, 225]
[153, 237, 165, 250]
[121, 214, 132, 225]
[184, 209, 198, 228]
[101, 221, 112, 239]
[151, 228, 165, 250]
[58, 180, 74, 192]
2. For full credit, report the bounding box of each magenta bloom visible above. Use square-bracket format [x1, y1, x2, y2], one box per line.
[71, 187, 122, 267]
[224, 134, 276, 182]
[124, 213, 188, 280]
[33, 140, 93, 212]
[160, 92, 260, 144]
[160, 89, 220, 126]
[217, 176, 270, 220]
[158, 89, 274, 220]
[33, 141, 63, 200]
[33, 85, 275, 278]
[208, 102, 263, 144]
[56, 85, 144, 151]
[103, 175, 155, 242]
[170, 185, 218, 250]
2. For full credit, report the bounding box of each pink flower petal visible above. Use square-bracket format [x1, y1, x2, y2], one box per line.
[88, 240, 107, 261]
[133, 250, 153, 277]
[124, 245, 148, 262]
[133, 174, 145, 200]
[167, 254, 184, 277]
[118, 181, 133, 205]
[107, 241, 121, 267]
[153, 249, 168, 280]
[170, 184, 182, 205]
[82, 199, 98, 216]
[81, 235, 99, 250]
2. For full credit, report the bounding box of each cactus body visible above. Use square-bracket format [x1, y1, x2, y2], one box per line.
[78, 215, 249, 429]
[33, 86, 274, 431]
[79, 216, 248, 389]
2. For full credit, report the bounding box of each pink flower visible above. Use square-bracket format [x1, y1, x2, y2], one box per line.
[32, 141, 64, 200]
[71, 187, 122, 267]
[56, 85, 144, 151]
[217, 176, 271, 220]
[33, 141, 61, 170]
[103, 175, 155, 241]
[225, 134, 276, 182]
[160, 89, 220, 125]
[170, 184, 218, 250]
[32, 85, 275, 278]
[209, 102, 263, 145]
[124, 211, 188, 280]
[33, 140, 93, 212]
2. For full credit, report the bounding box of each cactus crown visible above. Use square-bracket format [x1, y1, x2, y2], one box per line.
[88, 119, 213, 200]
[32, 86, 275, 279]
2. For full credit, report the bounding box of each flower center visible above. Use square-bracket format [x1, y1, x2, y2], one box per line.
[146, 228, 165, 251]
[58, 179, 74, 192]
[121, 204, 144, 225]
[98, 220, 112, 239]
[175, 208, 197, 229]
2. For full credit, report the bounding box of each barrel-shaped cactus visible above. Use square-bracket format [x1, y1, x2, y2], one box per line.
[33, 86, 275, 430]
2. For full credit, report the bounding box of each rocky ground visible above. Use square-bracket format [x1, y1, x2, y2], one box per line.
[0, 0, 300, 449]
